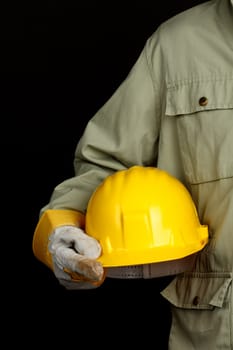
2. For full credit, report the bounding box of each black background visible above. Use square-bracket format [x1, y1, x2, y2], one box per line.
[2, 1, 206, 348]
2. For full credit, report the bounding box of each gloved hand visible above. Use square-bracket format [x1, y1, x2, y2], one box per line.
[48, 225, 105, 290]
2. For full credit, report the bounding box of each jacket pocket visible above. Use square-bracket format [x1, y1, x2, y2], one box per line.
[166, 78, 233, 116]
[161, 272, 232, 348]
[161, 271, 232, 310]
[165, 78, 233, 185]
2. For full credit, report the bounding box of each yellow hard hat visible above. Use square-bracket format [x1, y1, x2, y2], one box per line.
[85, 166, 208, 267]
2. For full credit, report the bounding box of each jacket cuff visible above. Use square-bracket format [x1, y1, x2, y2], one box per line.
[32, 209, 85, 270]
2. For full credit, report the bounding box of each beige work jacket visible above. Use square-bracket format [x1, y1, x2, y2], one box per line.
[36, 1, 233, 348]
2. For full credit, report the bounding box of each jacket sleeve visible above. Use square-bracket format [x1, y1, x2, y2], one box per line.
[33, 29, 164, 266]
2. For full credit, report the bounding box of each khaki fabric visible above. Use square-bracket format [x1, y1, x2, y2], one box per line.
[38, 1, 233, 348]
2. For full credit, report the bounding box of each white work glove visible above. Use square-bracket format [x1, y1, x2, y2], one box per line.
[48, 226, 105, 290]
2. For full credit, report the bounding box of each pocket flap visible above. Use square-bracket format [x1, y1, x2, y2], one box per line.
[166, 79, 233, 116]
[161, 272, 232, 310]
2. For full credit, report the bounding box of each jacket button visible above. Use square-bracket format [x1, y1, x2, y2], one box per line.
[192, 296, 200, 306]
[199, 96, 208, 106]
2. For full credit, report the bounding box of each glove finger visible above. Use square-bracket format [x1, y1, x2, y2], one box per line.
[72, 234, 102, 260]
[51, 227, 102, 259]
[55, 245, 104, 281]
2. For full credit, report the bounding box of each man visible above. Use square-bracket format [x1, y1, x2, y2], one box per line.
[32, 1, 233, 348]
